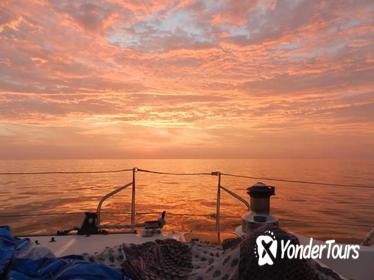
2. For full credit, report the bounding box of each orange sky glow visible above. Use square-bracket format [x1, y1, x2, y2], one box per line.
[0, 0, 373, 159]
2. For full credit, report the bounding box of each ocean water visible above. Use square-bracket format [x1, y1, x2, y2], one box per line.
[0, 159, 373, 243]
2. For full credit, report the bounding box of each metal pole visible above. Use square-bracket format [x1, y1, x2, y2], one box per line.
[131, 167, 137, 226]
[216, 172, 221, 244]
[96, 182, 133, 225]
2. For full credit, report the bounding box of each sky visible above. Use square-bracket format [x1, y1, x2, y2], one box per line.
[0, 0, 373, 159]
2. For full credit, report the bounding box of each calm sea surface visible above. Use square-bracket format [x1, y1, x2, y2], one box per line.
[0, 159, 373, 243]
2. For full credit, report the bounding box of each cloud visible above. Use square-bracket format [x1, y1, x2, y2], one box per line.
[239, 67, 374, 95]
[0, 0, 373, 159]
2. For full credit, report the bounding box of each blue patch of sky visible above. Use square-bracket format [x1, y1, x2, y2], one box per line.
[150, 9, 212, 43]
[273, 42, 300, 50]
[228, 26, 250, 38]
[339, 19, 361, 31]
[108, 9, 214, 49]
[107, 32, 141, 48]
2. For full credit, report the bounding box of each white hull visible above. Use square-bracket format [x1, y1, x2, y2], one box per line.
[21, 232, 185, 257]
[296, 234, 374, 280]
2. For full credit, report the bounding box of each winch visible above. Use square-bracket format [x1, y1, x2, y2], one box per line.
[241, 182, 278, 233]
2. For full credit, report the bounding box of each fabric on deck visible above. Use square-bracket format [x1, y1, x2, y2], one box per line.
[0, 226, 131, 280]
[84, 225, 346, 280]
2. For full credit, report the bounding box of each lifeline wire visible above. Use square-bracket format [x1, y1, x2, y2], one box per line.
[220, 172, 374, 189]
[0, 167, 373, 189]
[137, 168, 212, 176]
[0, 168, 133, 175]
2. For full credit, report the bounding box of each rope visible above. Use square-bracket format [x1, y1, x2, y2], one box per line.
[0, 168, 133, 175]
[0, 166, 373, 189]
[221, 172, 374, 189]
[137, 168, 212, 176]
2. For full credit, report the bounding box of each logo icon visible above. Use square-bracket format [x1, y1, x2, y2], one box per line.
[253, 230, 360, 266]
[255, 230, 278, 266]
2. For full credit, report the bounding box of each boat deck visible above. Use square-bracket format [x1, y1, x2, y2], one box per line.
[21, 232, 185, 257]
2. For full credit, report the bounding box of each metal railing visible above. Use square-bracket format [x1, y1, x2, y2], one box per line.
[2, 166, 374, 243]
[95, 168, 251, 243]
[96, 182, 133, 225]
[96, 168, 138, 229]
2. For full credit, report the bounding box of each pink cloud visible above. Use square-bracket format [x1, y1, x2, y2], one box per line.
[0, 0, 373, 159]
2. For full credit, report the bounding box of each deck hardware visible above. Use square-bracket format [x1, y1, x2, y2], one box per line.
[76, 212, 107, 235]
[241, 182, 278, 233]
